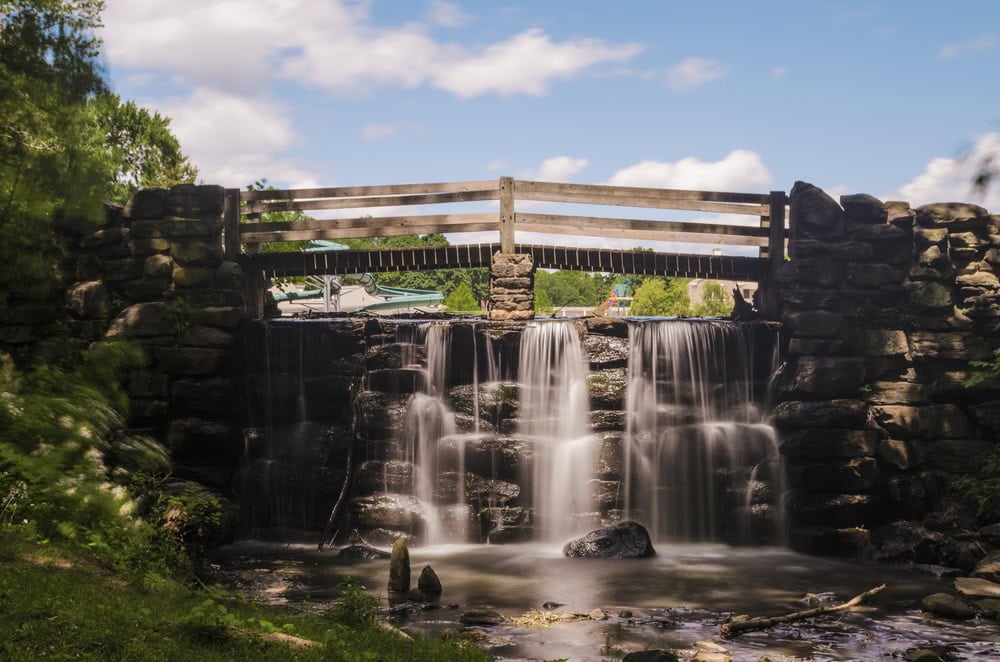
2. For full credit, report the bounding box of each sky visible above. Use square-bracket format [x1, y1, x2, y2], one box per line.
[99, 1, 1000, 252]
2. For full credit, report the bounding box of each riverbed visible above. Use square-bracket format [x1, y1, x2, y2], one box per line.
[207, 541, 999, 661]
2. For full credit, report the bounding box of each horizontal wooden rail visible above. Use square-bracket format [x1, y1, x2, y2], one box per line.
[244, 188, 499, 217]
[515, 180, 769, 215]
[240, 212, 497, 243]
[516, 213, 769, 246]
[240, 179, 497, 202]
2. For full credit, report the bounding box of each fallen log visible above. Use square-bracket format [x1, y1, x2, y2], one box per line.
[721, 583, 886, 637]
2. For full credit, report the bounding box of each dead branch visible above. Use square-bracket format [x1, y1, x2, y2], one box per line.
[721, 583, 886, 637]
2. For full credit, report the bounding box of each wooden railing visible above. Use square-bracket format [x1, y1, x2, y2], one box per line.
[223, 177, 787, 278]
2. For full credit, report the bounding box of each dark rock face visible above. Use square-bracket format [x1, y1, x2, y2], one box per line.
[563, 521, 655, 559]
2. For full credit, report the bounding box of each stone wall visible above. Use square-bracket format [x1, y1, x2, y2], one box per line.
[775, 181, 1000, 563]
[63, 185, 246, 489]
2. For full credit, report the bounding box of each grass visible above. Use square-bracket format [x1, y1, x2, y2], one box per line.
[0, 529, 491, 661]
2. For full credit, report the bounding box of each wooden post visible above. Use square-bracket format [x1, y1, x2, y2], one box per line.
[499, 176, 514, 253]
[223, 188, 241, 258]
[768, 190, 787, 278]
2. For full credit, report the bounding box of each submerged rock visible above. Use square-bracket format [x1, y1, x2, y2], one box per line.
[337, 544, 390, 560]
[622, 650, 680, 662]
[459, 609, 504, 626]
[563, 521, 655, 559]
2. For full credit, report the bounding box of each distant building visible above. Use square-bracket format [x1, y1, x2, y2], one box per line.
[687, 279, 757, 307]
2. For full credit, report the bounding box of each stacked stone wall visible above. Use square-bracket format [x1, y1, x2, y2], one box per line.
[488, 252, 534, 321]
[63, 185, 246, 489]
[776, 182, 1000, 564]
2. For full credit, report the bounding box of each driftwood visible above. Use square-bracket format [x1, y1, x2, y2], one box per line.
[721, 584, 886, 637]
[317, 441, 353, 552]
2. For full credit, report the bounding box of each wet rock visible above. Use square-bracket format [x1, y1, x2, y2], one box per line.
[976, 598, 1000, 616]
[940, 539, 990, 573]
[459, 610, 504, 626]
[779, 429, 877, 459]
[920, 593, 975, 620]
[875, 521, 944, 563]
[481, 506, 532, 543]
[777, 356, 866, 399]
[388, 536, 410, 593]
[356, 460, 414, 494]
[563, 521, 655, 559]
[464, 475, 520, 507]
[787, 493, 880, 527]
[588, 608, 607, 620]
[954, 576, 1000, 599]
[351, 494, 425, 532]
[417, 565, 442, 595]
[353, 391, 410, 441]
[583, 316, 629, 338]
[591, 409, 626, 431]
[905, 644, 961, 661]
[786, 457, 879, 492]
[338, 545, 390, 560]
[584, 333, 629, 368]
[621, 650, 680, 662]
[979, 523, 1000, 546]
[789, 526, 872, 556]
[588, 367, 628, 409]
[773, 399, 867, 429]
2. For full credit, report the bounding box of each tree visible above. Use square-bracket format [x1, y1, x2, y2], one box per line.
[0, 0, 112, 311]
[693, 281, 732, 317]
[443, 281, 480, 313]
[95, 93, 198, 202]
[534, 288, 554, 316]
[630, 278, 691, 316]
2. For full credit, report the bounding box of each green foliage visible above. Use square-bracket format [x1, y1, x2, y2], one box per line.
[328, 576, 379, 627]
[534, 287, 555, 315]
[950, 446, 1000, 524]
[94, 92, 198, 202]
[535, 269, 611, 308]
[692, 281, 733, 317]
[443, 281, 480, 313]
[243, 179, 312, 255]
[630, 278, 691, 316]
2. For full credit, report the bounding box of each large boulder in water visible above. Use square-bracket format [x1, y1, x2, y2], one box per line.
[563, 521, 655, 559]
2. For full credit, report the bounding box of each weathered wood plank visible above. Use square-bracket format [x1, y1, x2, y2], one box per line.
[499, 176, 515, 253]
[517, 179, 770, 205]
[516, 213, 770, 246]
[517, 188, 768, 216]
[240, 179, 497, 202]
[242, 221, 498, 243]
[241, 212, 496, 235]
[244, 188, 499, 215]
[223, 188, 241, 258]
[768, 190, 787, 277]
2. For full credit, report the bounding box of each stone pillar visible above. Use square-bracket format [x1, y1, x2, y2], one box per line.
[775, 181, 1000, 561]
[69, 184, 247, 489]
[488, 252, 534, 321]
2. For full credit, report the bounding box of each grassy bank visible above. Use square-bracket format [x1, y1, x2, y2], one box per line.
[0, 530, 489, 661]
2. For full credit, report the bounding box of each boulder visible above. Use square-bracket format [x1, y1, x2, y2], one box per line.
[583, 333, 630, 368]
[779, 429, 877, 459]
[916, 203, 990, 230]
[588, 367, 628, 410]
[776, 356, 866, 399]
[388, 536, 410, 593]
[786, 457, 879, 492]
[65, 281, 110, 320]
[840, 193, 885, 224]
[920, 593, 975, 620]
[789, 181, 844, 238]
[954, 577, 1000, 599]
[481, 506, 533, 543]
[417, 565, 442, 595]
[773, 399, 867, 429]
[875, 521, 943, 563]
[459, 610, 504, 626]
[563, 521, 655, 559]
[352, 494, 425, 532]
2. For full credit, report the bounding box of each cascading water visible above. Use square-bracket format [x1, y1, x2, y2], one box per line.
[518, 321, 595, 542]
[624, 320, 784, 544]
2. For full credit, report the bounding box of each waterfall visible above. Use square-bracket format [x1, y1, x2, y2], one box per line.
[518, 321, 595, 542]
[624, 320, 784, 544]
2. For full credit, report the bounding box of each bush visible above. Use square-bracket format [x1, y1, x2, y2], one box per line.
[950, 446, 1000, 525]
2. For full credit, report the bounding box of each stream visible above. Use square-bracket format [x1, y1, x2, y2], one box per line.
[208, 541, 999, 661]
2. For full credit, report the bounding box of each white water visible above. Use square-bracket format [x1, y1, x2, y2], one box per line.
[624, 320, 784, 543]
[518, 321, 595, 542]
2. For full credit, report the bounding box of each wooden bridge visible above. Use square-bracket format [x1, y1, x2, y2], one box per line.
[224, 177, 787, 315]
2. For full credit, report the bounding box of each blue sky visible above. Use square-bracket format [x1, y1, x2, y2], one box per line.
[100, 0, 1000, 248]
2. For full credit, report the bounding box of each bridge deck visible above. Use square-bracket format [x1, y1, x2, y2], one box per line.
[241, 243, 766, 281]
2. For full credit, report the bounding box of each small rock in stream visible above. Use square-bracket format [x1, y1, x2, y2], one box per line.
[388, 536, 410, 593]
[563, 520, 655, 559]
[459, 610, 504, 626]
[920, 592, 975, 620]
[417, 565, 442, 595]
[588, 608, 607, 620]
[621, 650, 680, 662]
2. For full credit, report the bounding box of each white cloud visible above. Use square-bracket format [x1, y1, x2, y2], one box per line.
[666, 57, 727, 91]
[433, 29, 642, 98]
[885, 133, 1000, 209]
[939, 34, 996, 60]
[608, 150, 773, 191]
[428, 0, 471, 28]
[528, 156, 589, 182]
[155, 87, 317, 187]
[104, 1, 642, 99]
[771, 66, 787, 80]
[486, 159, 510, 173]
[361, 123, 404, 140]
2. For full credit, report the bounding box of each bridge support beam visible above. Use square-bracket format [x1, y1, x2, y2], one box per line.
[488, 252, 534, 320]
